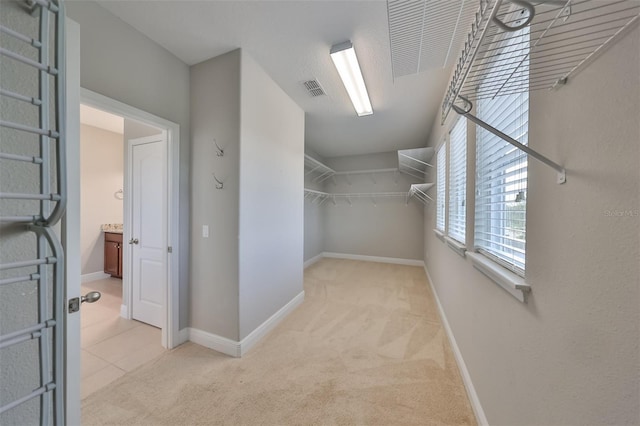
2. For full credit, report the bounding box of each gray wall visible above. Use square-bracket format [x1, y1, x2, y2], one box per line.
[424, 27, 640, 425]
[189, 50, 241, 340]
[323, 152, 425, 260]
[190, 50, 304, 341]
[65, 1, 191, 329]
[238, 52, 304, 339]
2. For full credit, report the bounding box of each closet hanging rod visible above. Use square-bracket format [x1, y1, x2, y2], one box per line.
[0, 192, 62, 201]
[0, 120, 59, 138]
[0, 152, 44, 164]
[452, 96, 566, 184]
[0, 320, 55, 346]
[0, 88, 42, 105]
[0, 273, 41, 287]
[0, 48, 58, 74]
[0, 256, 57, 271]
[333, 168, 398, 176]
[0, 215, 42, 223]
[0, 25, 42, 47]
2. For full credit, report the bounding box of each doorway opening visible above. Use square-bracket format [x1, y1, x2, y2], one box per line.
[78, 103, 167, 399]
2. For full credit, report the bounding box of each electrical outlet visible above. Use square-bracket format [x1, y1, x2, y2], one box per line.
[202, 225, 209, 238]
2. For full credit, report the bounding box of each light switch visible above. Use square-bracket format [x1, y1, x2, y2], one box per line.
[202, 225, 209, 238]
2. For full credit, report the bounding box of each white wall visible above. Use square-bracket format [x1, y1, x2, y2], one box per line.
[323, 152, 425, 261]
[189, 49, 241, 340]
[424, 27, 640, 425]
[65, 2, 191, 328]
[238, 52, 305, 339]
[80, 124, 124, 275]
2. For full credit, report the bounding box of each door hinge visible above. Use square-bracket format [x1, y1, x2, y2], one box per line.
[68, 297, 80, 313]
[167, 246, 172, 253]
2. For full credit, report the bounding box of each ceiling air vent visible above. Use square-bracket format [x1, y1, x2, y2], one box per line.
[302, 79, 326, 97]
[387, 0, 478, 79]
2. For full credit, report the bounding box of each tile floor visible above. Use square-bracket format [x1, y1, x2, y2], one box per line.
[80, 278, 165, 400]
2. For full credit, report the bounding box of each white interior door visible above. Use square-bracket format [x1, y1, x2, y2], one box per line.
[130, 134, 167, 328]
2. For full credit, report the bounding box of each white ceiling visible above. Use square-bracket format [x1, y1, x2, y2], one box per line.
[96, 0, 459, 158]
[80, 104, 124, 134]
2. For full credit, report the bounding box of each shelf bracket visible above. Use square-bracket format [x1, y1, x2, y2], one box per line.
[453, 96, 566, 184]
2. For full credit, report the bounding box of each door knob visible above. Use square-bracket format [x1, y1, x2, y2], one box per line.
[81, 291, 101, 304]
[129, 238, 139, 245]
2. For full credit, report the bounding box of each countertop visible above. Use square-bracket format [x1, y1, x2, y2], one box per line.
[101, 223, 123, 234]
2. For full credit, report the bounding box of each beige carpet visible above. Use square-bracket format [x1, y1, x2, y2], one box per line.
[82, 259, 476, 425]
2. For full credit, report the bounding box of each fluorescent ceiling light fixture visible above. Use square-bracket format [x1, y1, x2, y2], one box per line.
[330, 41, 373, 117]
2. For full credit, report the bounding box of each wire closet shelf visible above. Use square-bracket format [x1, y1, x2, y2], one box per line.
[304, 185, 434, 206]
[441, 0, 640, 123]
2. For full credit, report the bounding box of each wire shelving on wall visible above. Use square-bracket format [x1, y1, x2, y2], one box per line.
[442, 0, 639, 120]
[397, 147, 435, 180]
[304, 187, 433, 206]
[441, 0, 639, 184]
[304, 154, 335, 183]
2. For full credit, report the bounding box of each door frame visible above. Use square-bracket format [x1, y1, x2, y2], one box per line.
[79, 88, 181, 350]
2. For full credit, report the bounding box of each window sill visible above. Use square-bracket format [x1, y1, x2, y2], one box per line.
[444, 236, 467, 258]
[433, 229, 445, 242]
[467, 252, 531, 303]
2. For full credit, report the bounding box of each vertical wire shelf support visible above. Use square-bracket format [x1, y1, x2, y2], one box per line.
[0, 0, 67, 423]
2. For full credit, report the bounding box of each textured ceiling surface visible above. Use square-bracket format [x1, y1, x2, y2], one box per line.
[96, 0, 464, 158]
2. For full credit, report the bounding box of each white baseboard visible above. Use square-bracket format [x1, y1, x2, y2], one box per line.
[120, 304, 128, 319]
[188, 327, 241, 357]
[81, 271, 110, 283]
[239, 291, 304, 356]
[423, 265, 488, 426]
[177, 328, 190, 346]
[323, 252, 424, 267]
[187, 291, 305, 358]
[303, 253, 323, 269]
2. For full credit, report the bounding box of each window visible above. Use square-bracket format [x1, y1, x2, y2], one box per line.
[436, 142, 446, 232]
[474, 27, 529, 275]
[448, 118, 466, 244]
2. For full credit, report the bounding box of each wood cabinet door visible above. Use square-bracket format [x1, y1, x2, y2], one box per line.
[104, 241, 120, 277]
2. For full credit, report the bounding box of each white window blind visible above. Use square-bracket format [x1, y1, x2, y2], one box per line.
[436, 143, 446, 232]
[474, 26, 529, 275]
[448, 118, 466, 244]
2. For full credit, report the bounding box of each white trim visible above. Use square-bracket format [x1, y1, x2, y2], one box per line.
[79, 88, 181, 349]
[177, 328, 190, 345]
[444, 236, 467, 258]
[188, 328, 241, 358]
[64, 18, 82, 425]
[187, 291, 305, 358]
[433, 228, 445, 242]
[239, 291, 305, 356]
[423, 265, 488, 426]
[322, 252, 424, 267]
[303, 253, 323, 268]
[80, 271, 110, 283]
[467, 252, 530, 303]
[119, 304, 128, 319]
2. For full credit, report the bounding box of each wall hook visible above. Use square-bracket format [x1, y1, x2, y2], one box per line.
[213, 174, 224, 189]
[214, 139, 225, 157]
